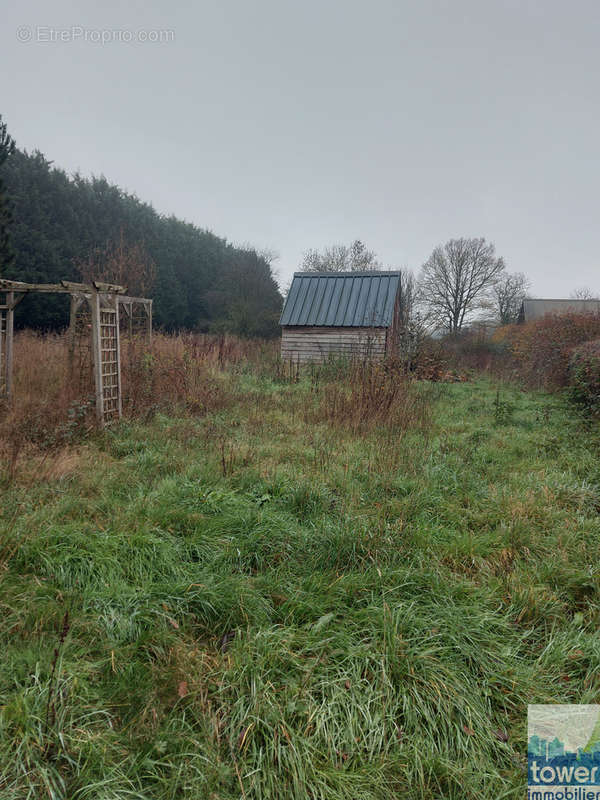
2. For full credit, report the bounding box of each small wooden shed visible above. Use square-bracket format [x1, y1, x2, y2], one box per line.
[280, 271, 401, 363]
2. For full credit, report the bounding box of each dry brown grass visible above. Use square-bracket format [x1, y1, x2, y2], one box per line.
[0, 330, 279, 482]
[0, 332, 90, 482]
[310, 359, 437, 434]
[0, 332, 438, 484]
[120, 332, 277, 415]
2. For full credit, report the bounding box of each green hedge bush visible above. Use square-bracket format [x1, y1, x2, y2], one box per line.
[569, 339, 600, 414]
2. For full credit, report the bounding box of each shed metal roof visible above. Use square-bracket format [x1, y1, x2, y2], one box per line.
[280, 271, 401, 327]
[521, 298, 600, 321]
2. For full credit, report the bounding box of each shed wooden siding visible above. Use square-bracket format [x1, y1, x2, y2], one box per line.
[281, 326, 387, 363]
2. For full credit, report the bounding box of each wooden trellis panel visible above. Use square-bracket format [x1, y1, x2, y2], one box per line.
[117, 296, 153, 342]
[100, 306, 121, 421]
[91, 292, 122, 425]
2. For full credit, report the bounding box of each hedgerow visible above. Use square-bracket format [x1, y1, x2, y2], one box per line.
[494, 312, 600, 388]
[569, 339, 600, 415]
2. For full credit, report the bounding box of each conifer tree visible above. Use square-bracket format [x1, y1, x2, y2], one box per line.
[2, 144, 282, 333]
[0, 115, 16, 274]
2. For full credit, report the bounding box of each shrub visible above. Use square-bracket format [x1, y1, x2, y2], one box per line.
[434, 331, 510, 376]
[496, 312, 600, 388]
[412, 339, 451, 381]
[569, 339, 600, 414]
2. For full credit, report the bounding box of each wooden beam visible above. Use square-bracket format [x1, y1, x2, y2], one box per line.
[116, 295, 152, 306]
[0, 279, 128, 297]
[92, 280, 127, 294]
[0, 279, 67, 293]
[0, 278, 139, 301]
[0, 292, 27, 310]
[62, 280, 126, 294]
[0, 280, 126, 295]
[60, 280, 94, 293]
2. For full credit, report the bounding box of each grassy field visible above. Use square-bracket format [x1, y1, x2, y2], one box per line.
[1, 355, 599, 799]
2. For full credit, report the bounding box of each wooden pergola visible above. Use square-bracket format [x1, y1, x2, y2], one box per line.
[0, 279, 152, 426]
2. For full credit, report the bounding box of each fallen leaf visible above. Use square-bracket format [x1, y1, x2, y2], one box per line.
[167, 617, 179, 629]
[463, 725, 475, 736]
[177, 681, 188, 698]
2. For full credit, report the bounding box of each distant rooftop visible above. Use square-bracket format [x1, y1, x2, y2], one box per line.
[280, 271, 401, 327]
[521, 298, 600, 321]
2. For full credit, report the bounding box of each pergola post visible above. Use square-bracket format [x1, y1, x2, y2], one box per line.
[90, 289, 104, 426]
[5, 292, 15, 400]
[114, 295, 122, 419]
[0, 304, 6, 397]
[67, 293, 84, 378]
[147, 301, 152, 344]
[0, 291, 23, 400]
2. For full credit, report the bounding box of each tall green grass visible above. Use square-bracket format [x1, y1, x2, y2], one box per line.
[0, 376, 599, 798]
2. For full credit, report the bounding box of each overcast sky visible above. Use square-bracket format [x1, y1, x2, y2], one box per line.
[3, 0, 599, 295]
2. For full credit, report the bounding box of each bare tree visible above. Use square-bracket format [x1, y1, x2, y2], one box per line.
[395, 269, 428, 369]
[419, 237, 505, 333]
[237, 243, 279, 268]
[571, 287, 598, 300]
[492, 271, 530, 324]
[398, 270, 417, 328]
[76, 228, 156, 296]
[301, 239, 381, 272]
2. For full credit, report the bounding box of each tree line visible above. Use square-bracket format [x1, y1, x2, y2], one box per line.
[2, 114, 595, 340]
[0, 116, 282, 336]
[301, 238, 598, 334]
